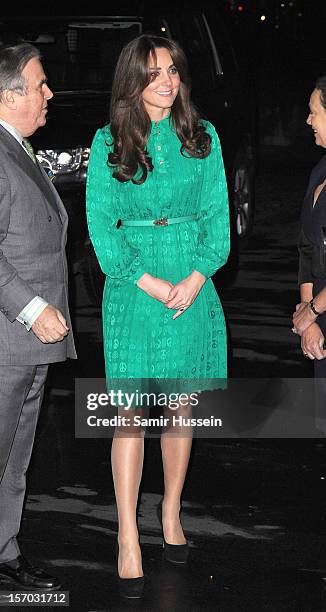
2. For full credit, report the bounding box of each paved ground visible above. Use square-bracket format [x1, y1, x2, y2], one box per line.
[8, 438, 326, 611]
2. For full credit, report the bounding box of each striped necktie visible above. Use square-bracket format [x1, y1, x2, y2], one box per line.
[22, 138, 37, 164]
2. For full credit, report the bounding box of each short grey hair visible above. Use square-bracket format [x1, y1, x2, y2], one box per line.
[316, 76, 326, 111]
[0, 43, 41, 101]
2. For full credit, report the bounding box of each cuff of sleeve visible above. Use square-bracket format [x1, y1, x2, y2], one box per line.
[193, 268, 208, 280]
[16, 296, 48, 331]
[193, 253, 229, 279]
[192, 260, 215, 279]
[124, 255, 147, 285]
[130, 267, 147, 285]
[298, 277, 314, 286]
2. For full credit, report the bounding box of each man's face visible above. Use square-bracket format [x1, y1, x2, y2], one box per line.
[14, 57, 53, 136]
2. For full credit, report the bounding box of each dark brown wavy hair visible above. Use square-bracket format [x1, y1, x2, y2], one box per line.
[108, 34, 212, 184]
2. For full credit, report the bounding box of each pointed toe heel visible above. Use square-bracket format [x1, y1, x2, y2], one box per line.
[156, 500, 189, 565]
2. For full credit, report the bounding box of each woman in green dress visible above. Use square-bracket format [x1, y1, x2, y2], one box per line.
[86, 34, 230, 596]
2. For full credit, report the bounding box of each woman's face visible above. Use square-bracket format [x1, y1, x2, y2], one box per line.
[141, 47, 180, 121]
[307, 88, 326, 148]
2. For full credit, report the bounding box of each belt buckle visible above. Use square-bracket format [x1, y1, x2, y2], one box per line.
[153, 217, 168, 226]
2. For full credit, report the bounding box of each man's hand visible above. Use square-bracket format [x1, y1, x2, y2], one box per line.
[32, 305, 69, 343]
[293, 301, 316, 335]
[165, 270, 206, 320]
[136, 273, 174, 303]
[301, 322, 326, 360]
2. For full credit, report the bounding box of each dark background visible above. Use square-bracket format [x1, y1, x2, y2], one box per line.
[2, 3, 326, 610]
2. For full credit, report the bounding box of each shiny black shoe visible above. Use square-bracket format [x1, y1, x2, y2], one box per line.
[0, 555, 61, 590]
[115, 539, 144, 599]
[157, 500, 189, 565]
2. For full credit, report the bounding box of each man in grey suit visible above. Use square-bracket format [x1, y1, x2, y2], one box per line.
[0, 43, 76, 590]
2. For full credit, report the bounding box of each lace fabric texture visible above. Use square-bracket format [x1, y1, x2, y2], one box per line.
[86, 116, 230, 391]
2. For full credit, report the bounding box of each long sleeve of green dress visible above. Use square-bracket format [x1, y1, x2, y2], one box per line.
[86, 128, 147, 284]
[192, 122, 230, 279]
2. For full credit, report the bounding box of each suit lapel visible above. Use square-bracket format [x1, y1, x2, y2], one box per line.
[0, 125, 67, 225]
[7, 148, 63, 216]
[37, 162, 68, 226]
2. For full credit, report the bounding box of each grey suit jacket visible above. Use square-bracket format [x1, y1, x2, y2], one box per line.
[0, 124, 76, 365]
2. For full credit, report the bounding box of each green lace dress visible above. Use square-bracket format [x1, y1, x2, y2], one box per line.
[86, 115, 230, 393]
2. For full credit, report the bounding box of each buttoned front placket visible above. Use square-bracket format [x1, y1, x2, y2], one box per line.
[150, 117, 173, 224]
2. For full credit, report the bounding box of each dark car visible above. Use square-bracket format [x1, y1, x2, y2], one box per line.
[0, 5, 256, 302]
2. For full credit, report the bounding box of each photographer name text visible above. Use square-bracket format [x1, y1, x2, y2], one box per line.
[86, 415, 222, 428]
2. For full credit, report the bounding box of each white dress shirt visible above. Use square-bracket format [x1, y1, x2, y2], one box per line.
[0, 118, 48, 330]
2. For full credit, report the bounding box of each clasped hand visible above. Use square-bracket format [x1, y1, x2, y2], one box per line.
[165, 271, 206, 319]
[293, 302, 326, 360]
[292, 301, 316, 335]
[136, 271, 206, 319]
[301, 322, 326, 360]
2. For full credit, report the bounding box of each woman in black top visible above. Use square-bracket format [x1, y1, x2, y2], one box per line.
[293, 77, 326, 427]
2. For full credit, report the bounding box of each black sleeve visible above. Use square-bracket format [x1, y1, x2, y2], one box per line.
[298, 228, 314, 285]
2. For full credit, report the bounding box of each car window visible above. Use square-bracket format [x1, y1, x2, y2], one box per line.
[0, 20, 142, 91]
[203, 10, 239, 76]
[170, 13, 217, 91]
